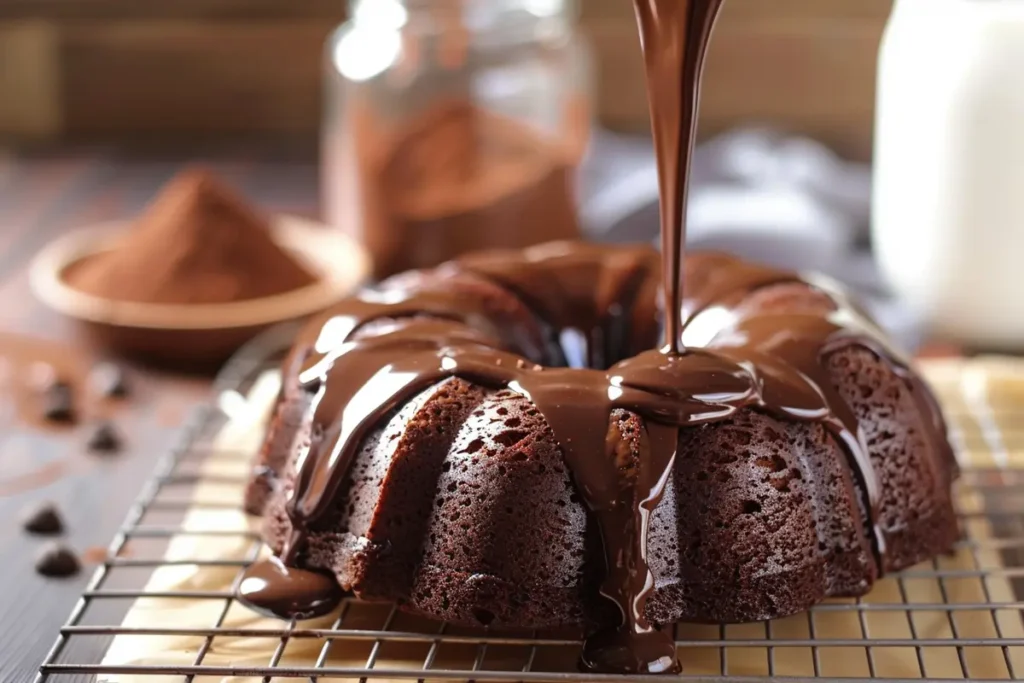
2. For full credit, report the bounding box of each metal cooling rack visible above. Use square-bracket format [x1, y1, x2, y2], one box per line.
[34, 331, 1024, 682]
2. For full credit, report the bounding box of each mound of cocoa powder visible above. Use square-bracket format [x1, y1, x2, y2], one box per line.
[67, 169, 317, 304]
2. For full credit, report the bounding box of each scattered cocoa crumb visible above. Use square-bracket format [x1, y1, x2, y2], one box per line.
[81, 546, 109, 565]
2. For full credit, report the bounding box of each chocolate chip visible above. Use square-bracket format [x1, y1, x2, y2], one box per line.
[91, 362, 129, 399]
[43, 381, 76, 424]
[87, 421, 121, 453]
[20, 501, 64, 535]
[35, 542, 81, 577]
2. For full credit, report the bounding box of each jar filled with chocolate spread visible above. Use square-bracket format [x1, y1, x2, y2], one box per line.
[323, 0, 591, 280]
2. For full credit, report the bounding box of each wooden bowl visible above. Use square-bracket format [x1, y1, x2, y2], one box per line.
[29, 216, 369, 370]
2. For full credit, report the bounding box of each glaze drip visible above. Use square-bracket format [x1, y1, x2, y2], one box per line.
[237, 554, 343, 620]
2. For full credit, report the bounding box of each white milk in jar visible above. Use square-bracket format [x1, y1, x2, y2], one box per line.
[873, 0, 1024, 348]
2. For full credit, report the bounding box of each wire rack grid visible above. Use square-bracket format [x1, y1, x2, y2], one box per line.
[33, 329, 1024, 682]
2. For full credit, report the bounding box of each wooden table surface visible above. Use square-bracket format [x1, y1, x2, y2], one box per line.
[0, 145, 319, 683]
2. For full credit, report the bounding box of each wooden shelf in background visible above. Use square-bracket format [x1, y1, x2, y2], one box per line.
[0, 0, 892, 159]
[583, 0, 892, 160]
[0, 0, 343, 20]
[62, 21, 331, 136]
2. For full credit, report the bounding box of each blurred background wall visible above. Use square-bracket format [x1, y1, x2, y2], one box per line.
[0, 0, 890, 160]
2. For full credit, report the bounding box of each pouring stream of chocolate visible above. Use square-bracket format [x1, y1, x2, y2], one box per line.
[636, 0, 724, 354]
[237, 0, 954, 675]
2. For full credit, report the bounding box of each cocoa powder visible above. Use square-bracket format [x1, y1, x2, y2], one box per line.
[67, 169, 317, 304]
[334, 101, 581, 279]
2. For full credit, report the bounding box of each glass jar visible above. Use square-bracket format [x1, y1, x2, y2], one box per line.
[323, 0, 592, 280]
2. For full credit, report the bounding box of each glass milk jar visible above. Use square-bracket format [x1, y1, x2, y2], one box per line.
[873, 0, 1024, 348]
[322, 0, 591, 280]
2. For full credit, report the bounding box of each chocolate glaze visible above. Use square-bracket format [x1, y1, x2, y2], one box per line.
[236, 0, 954, 674]
[238, 555, 343, 620]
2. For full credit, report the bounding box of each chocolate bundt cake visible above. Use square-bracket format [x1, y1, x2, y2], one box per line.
[241, 242, 958, 672]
